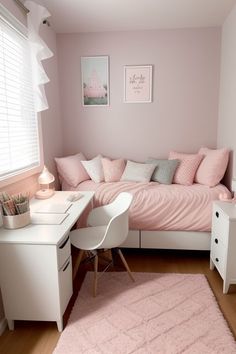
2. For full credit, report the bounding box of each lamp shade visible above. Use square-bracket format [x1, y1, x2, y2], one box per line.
[38, 166, 55, 185]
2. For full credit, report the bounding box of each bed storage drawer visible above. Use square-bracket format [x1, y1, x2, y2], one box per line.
[120, 230, 140, 248]
[141, 231, 211, 250]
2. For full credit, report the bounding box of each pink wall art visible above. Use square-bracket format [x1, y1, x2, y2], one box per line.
[81, 56, 109, 106]
[124, 65, 152, 103]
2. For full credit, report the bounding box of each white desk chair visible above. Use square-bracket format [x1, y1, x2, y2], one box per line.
[70, 192, 134, 296]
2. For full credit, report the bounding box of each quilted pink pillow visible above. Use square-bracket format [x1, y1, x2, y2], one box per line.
[102, 158, 126, 182]
[195, 147, 229, 187]
[55, 153, 90, 187]
[169, 151, 203, 186]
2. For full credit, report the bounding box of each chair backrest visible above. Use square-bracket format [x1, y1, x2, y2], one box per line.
[97, 192, 133, 249]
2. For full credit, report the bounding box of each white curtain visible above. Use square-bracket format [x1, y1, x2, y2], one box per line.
[24, 1, 53, 112]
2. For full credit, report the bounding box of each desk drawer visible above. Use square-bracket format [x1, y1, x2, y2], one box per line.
[57, 235, 71, 270]
[59, 256, 73, 314]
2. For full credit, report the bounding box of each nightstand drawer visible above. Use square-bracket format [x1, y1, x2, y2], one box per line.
[210, 241, 226, 277]
[212, 207, 229, 245]
[57, 235, 71, 270]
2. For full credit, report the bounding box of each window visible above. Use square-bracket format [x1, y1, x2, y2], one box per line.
[0, 8, 41, 184]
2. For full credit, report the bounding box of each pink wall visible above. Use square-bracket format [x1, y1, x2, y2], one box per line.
[57, 28, 221, 161]
[218, 3, 236, 188]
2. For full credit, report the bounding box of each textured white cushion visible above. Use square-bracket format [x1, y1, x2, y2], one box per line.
[81, 155, 104, 183]
[121, 160, 156, 182]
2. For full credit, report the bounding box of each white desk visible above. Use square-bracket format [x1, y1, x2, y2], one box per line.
[0, 191, 94, 331]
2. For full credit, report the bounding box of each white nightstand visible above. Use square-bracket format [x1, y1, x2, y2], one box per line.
[210, 201, 236, 294]
[0, 191, 94, 331]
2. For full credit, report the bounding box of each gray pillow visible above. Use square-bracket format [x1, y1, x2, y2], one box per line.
[146, 159, 180, 184]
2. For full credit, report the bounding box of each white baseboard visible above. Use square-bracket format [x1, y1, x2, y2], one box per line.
[0, 317, 7, 335]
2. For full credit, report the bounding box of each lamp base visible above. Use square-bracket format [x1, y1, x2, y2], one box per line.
[35, 189, 55, 200]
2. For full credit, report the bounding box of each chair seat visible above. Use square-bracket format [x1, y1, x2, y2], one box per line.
[70, 225, 107, 250]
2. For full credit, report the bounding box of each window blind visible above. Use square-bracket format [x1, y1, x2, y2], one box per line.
[0, 14, 40, 181]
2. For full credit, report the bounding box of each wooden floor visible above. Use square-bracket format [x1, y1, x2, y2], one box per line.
[0, 249, 236, 353]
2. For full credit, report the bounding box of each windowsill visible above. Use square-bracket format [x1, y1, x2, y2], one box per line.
[0, 164, 43, 189]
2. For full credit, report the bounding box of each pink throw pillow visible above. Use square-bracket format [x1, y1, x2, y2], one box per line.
[102, 158, 126, 182]
[169, 151, 203, 186]
[55, 153, 90, 187]
[195, 147, 229, 187]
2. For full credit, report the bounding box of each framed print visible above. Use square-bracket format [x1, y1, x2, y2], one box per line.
[81, 56, 109, 106]
[124, 65, 152, 103]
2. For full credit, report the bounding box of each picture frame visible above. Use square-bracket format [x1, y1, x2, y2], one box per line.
[124, 65, 153, 103]
[81, 56, 109, 106]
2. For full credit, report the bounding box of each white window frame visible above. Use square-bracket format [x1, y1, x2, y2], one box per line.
[0, 4, 44, 188]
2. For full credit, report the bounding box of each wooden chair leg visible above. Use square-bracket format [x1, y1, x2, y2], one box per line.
[111, 248, 117, 267]
[93, 253, 98, 297]
[73, 249, 84, 280]
[117, 249, 135, 282]
[107, 249, 113, 264]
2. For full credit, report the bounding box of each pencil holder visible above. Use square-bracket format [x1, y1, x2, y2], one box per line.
[2, 211, 31, 229]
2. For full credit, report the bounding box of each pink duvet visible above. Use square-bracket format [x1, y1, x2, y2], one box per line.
[62, 180, 231, 232]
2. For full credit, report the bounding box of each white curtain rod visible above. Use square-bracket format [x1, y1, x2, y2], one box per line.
[14, 0, 29, 13]
[13, 0, 50, 25]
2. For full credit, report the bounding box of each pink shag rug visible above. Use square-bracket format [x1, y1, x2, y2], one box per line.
[54, 272, 236, 354]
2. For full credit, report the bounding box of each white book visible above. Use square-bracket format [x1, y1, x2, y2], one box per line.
[31, 213, 69, 225]
[34, 203, 72, 214]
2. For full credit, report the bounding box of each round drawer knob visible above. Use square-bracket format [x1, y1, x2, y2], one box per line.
[215, 212, 219, 218]
[214, 238, 218, 244]
[215, 257, 219, 262]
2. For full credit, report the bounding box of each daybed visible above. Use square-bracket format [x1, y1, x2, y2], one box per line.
[56, 148, 231, 251]
[61, 179, 231, 251]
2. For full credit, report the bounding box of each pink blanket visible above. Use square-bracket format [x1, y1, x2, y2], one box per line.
[62, 180, 231, 231]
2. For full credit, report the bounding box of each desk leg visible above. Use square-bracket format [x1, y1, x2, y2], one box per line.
[57, 319, 63, 332]
[7, 319, 14, 330]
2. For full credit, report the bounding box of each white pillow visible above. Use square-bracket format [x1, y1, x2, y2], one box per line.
[81, 155, 104, 183]
[121, 160, 156, 182]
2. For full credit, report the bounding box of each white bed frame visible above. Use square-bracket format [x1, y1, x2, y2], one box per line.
[121, 230, 211, 250]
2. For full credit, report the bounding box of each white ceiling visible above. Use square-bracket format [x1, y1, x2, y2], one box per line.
[31, 0, 236, 33]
